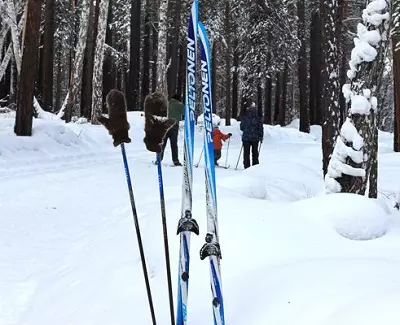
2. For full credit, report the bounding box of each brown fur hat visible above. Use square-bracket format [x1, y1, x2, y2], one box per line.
[97, 89, 131, 147]
[143, 91, 176, 153]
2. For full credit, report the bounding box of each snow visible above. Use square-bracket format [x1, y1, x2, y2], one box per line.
[2, 112, 400, 324]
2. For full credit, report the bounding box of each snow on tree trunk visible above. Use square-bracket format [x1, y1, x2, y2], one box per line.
[0, 44, 13, 81]
[321, 0, 341, 176]
[325, 0, 390, 196]
[156, 0, 168, 96]
[91, 0, 110, 124]
[58, 0, 90, 121]
[6, 0, 22, 74]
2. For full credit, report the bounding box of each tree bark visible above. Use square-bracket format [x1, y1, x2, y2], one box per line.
[141, 0, 151, 109]
[62, 0, 90, 121]
[232, 35, 239, 119]
[14, 0, 43, 136]
[128, 0, 141, 110]
[224, 0, 231, 126]
[297, 0, 309, 133]
[393, 0, 400, 151]
[41, 0, 54, 110]
[211, 40, 217, 113]
[264, 75, 272, 124]
[91, 0, 110, 123]
[274, 71, 281, 124]
[280, 62, 288, 126]
[81, 0, 100, 119]
[321, 0, 341, 176]
[167, 0, 181, 97]
[156, 0, 168, 95]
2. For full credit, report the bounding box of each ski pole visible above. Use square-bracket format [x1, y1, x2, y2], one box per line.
[224, 137, 230, 168]
[121, 143, 157, 325]
[235, 144, 243, 170]
[155, 153, 175, 325]
[194, 147, 203, 167]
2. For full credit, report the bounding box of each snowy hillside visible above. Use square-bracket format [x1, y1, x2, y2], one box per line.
[1, 113, 400, 325]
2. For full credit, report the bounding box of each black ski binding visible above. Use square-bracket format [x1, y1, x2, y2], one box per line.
[177, 210, 200, 235]
[200, 233, 222, 260]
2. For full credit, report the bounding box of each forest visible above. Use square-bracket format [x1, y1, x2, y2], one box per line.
[0, 0, 399, 197]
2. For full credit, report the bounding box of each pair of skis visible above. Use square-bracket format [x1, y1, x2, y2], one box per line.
[176, 2, 225, 325]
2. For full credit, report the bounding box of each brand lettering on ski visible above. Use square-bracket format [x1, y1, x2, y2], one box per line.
[201, 60, 213, 143]
[187, 37, 196, 121]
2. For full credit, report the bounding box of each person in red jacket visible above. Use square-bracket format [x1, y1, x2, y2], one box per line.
[213, 122, 232, 165]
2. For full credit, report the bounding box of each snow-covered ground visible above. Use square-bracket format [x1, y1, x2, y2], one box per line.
[1, 112, 400, 325]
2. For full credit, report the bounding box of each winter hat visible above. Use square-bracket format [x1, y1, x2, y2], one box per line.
[97, 89, 131, 147]
[143, 92, 176, 153]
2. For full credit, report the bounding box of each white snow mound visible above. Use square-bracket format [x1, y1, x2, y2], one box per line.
[303, 193, 391, 240]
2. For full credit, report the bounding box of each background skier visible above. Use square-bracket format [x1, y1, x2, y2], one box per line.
[240, 102, 264, 169]
[213, 121, 232, 166]
[160, 94, 184, 166]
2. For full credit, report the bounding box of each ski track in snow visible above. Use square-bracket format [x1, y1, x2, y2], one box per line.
[1, 113, 400, 324]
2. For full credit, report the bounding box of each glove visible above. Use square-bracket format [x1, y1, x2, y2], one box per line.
[143, 91, 176, 153]
[97, 89, 131, 147]
[228, 133, 232, 137]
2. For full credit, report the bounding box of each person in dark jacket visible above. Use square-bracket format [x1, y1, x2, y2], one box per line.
[160, 93, 184, 166]
[240, 102, 264, 169]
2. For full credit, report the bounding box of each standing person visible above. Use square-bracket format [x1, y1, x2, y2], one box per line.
[213, 121, 232, 166]
[160, 93, 184, 166]
[240, 102, 264, 169]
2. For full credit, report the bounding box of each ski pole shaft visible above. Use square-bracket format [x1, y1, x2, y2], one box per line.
[156, 153, 175, 325]
[235, 144, 243, 170]
[120, 144, 157, 325]
[195, 148, 203, 167]
[224, 137, 230, 168]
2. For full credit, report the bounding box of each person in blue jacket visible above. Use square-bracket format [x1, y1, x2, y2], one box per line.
[240, 102, 264, 169]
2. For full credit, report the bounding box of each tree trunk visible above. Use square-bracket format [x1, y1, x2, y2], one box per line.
[151, 1, 158, 93]
[62, 0, 90, 121]
[393, 0, 400, 152]
[128, 0, 141, 110]
[309, 10, 318, 125]
[177, 42, 185, 100]
[264, 75, 272, 124]
[141, 0, 151, 109]
[274, 71, 281, 124]
[167, 0, 181, 97]
[211, 40, 217, 113]
[280, 62, 288, 126]
[81, 0, 100, 119]
[224, 0, 231, 126]
[41, 0, 54, 111]
[325, 0, 390, 196]
[321, 0, 341, 176]
[14, 0, 43, 136]
[231, 35, 239, 119]
[91, 0, 110, 123]
[156, 0, 168, 95]
[298, 0, 309, 133]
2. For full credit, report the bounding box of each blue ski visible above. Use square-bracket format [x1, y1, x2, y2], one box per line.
[176, 2, 200, 325]
[198, 22, 226, 325]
